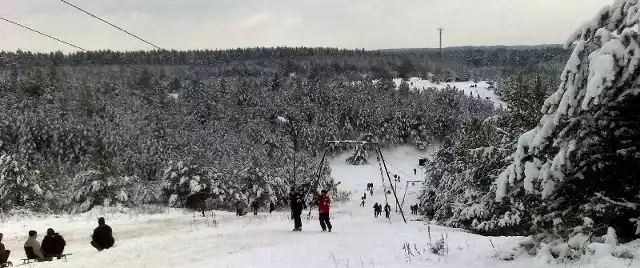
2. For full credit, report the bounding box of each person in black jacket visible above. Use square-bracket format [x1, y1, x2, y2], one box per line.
[269, 201, 275, 214]
[289, 186, 305, 231]
[91, 217, 115, 251]
[0, 233, 10, 267]
[41, 228, 66, 259]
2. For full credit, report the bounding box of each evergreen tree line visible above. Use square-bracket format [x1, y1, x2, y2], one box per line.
[419, 1, 640, 260]
[0, 50, 495, 214]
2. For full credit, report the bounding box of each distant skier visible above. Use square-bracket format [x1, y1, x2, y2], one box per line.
[289, 186, 305, 231]
[363, 192, 367, 200]
[200, 199, 207, 217]
[317, 190, 333, 232]
[251, 200, 260, 215]
[370, 189, 373, 196]
[236, 200, 246, 216]
[373, 203, 380, 218]
[360, 197, 365, 207]
[269, 201, 275, 214]
[414, 168, 417, 175]
[384, 203, 391, 219]
[0, 233, 10, 267]
[91, 217, 115, 251]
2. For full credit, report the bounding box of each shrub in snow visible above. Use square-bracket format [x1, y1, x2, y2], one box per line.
[0, 154, 46, 212]
[161, 161, 214, 209]
[496, 0, 640, 243]
[70, 168, 135, 213]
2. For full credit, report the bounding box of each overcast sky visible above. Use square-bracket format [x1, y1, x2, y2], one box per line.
[0, 0, 613, 52]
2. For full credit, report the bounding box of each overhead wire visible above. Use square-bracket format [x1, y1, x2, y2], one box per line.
[0, 17, 86, 51]
[58, 0, 164, 50]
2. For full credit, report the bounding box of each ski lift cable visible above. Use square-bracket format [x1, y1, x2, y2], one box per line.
[58, 0, 164, 50]
[0, 17, 87, 51]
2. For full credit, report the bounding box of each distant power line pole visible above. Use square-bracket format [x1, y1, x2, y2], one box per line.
[438, 27, 443, 60]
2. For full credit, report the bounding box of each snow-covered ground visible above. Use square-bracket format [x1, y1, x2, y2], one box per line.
[393, 77, 506, 108]
[0, 146, 636, 268]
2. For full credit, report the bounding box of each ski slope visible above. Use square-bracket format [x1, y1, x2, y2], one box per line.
[393, 77, 506, 109]
[0, 146, 635, 268]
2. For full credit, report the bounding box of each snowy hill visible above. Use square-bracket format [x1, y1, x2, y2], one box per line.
[393, 77, 506, 108]
[0, 146, 635, 268]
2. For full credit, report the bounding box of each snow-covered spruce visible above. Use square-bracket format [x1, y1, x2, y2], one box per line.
[496, 0, 640, 244]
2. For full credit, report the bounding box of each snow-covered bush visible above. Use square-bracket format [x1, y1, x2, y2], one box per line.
[70, 168, 136, 213]
[161, 161, 212, 209]
[0, 154, 46, 212]
[497, 0, 640, 243]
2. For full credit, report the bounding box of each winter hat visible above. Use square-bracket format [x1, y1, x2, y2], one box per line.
[28, 230, 37, 237]
[321, 190, 327, 194]
[47, 228, 55, 235]
[98, 217, 106, 225]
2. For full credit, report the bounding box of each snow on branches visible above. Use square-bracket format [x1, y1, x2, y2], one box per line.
[496, 0, 640, 242]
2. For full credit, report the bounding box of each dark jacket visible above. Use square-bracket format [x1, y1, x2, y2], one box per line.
[289, 192, 304, 213]
[92, 225, 115, 249]
[41, 233, 66, 255]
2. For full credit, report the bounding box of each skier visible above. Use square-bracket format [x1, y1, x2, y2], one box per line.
[373, 203, 380, 218]
[414, 168, 417, 175]
[289, 186, 305, 231]
[91, 217, 115, 251]
[251, 200, 260, 215]
[360, 197, 365, 207]
[0, 233, 10, 267]
[363, 192, 367, 200]
[384, 203, 391, 219]
[41, 228, 66, 259]
[200, 199, 207, 217]
[370, 189, 373, 196]
[269, 201, 275, 214]
[24, 230, 45, 261]
[317, 190, 333, 232]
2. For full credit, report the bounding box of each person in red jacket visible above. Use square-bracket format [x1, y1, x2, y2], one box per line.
[317, 190, 332, 232]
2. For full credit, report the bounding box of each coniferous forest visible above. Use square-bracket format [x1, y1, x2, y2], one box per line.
[1, 37, 638, 253]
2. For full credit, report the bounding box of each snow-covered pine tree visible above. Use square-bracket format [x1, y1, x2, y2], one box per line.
[70, 165, 135, 213]
[497, 0, 640, 242]
[346, 143, 368, 165]
[0, 154, 46, 211]
[161, 161, 212, 209]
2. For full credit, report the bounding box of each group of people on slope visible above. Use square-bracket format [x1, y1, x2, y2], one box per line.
[373, 202, 391, 219]
[235, 199, 276, 216]
[289, 186, 333, 232]
[0, 217, 115, 265]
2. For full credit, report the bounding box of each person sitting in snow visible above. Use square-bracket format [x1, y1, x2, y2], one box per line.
[91, 217, 115, 251]
[41, 228, 66, 259]
[0, 233, 10, 267]
[317, 190, 333, 232]
[24, 230, 45, 261]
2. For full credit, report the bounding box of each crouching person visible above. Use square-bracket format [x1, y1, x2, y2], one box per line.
[0, 233, 11, 266]
[91, 217, 115, 251]
[24, 230, 46, 262]
[41, 228, 66, 259]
